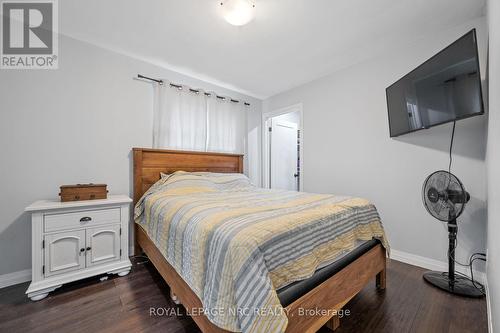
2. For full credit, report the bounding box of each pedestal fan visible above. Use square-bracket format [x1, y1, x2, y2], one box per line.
[421, 170, 484, 298]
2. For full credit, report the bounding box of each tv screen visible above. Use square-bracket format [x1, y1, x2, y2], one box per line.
[386, 29, 484, 137]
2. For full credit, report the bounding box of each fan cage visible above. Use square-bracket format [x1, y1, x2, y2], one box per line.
[422, 170, 466, 222]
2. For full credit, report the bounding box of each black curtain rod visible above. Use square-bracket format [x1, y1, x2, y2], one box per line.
[137, 74, 251, 106]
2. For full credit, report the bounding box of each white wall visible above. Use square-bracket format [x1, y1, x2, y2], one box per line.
[264, 17, 488, 271]
[487, 0, 500, 330]
[0, 35, 261, 276]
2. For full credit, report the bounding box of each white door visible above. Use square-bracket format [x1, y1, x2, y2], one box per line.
[86, 225, 121, 267]
[270, 119, 299, 191]
[44, 230, 86, 277]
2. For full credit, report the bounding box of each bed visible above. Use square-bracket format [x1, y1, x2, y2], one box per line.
[133, 148, 388, 333]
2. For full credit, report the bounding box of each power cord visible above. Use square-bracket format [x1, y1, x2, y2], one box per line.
[443, 120, 486, 294]
[448, 120, 456, 175]
[444, 120, 457, 192]
[469, 254, 487, 292]
[134, 254, 150, 265]
[447, 238, 486, 295]
[441, 120, 457, 234]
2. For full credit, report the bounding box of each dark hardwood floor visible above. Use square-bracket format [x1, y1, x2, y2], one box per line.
[0, 258, 487, 333]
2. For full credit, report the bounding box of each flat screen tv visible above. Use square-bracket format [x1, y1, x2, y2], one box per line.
[386, 29, 484, 137]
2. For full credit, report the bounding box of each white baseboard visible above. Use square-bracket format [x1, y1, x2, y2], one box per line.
[0, 269, 31, 290]
[486, 280, 493, 333]
[390, 249, 487, 285]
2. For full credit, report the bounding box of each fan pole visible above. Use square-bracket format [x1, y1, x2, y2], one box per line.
[448, 219, 457, 285]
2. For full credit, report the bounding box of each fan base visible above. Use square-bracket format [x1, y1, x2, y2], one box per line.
[423, 271, 484, 298]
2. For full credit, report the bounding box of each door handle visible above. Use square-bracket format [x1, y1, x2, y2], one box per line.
[293, 173, 299, 178]
[79, 248, 85, 256]
[86, 247, 92, 251]
[80, 217, 92, 223]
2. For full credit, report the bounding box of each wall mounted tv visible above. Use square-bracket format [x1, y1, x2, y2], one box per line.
[386, 29, 484, 137]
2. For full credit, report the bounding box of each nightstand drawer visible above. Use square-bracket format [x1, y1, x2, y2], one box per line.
[44, 208, 121, 232]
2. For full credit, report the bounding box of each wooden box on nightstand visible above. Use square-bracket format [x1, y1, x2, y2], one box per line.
[25, 195, 132, 301]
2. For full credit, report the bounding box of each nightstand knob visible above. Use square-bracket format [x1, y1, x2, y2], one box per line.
[80, 217, 92, 223]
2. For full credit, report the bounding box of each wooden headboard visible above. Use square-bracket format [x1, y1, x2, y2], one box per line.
[133, 148, 244, 204]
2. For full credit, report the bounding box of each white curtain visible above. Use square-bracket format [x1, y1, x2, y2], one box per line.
[153, 83, 207, 151]
[207, 97, 246, 154]
[153, 82, 246, 154]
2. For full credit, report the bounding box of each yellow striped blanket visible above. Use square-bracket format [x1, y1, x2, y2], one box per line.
[134, 171, 388, 333]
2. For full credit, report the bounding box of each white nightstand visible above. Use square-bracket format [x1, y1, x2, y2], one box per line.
[25, 195, 132, 301]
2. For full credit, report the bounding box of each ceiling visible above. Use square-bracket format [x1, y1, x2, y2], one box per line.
[60, 0, 486, 99]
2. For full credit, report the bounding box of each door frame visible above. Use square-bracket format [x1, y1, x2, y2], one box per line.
[262, 103, 303, 191]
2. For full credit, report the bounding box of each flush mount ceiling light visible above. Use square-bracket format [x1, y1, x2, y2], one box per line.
[219, 0, 255, 26]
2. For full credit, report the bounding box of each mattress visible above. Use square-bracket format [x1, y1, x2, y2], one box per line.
[134, 171, 388, 333]
[276, 239, 380, 307]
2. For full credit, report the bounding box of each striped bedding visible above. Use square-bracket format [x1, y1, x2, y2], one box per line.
[135, 171, 389, 333]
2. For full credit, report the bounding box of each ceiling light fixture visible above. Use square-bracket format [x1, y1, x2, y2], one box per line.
[220, 0, 255, 26]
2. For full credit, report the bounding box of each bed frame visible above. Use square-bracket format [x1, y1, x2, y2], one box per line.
[133, 148, 386, 333]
